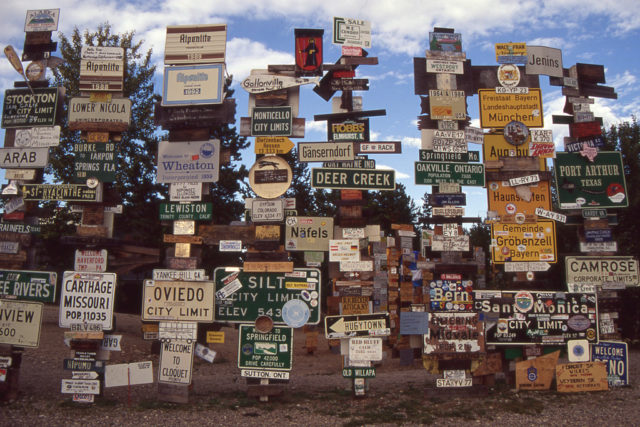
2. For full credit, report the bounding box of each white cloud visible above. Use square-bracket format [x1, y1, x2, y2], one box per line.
[527, 37, 567, 49]
[305, 119, 326, 135]
[377, 164, 409, 180]
[401, 136, 421, 148]
[226, 37, 294, 84]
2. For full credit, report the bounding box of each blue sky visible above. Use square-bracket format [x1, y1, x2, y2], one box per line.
[2, 0, 640, 218]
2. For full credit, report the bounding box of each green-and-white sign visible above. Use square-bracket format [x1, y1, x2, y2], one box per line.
[238, 325, 293, 371]
[0, 270, 57, 303]
[213, 268, 321, 324]
[311, 168, 395, 190]
[554, 152, 628, 209]
[415, 162, 485, 186]
[73, 142, 117, 183]
[159, 202, 212, 221]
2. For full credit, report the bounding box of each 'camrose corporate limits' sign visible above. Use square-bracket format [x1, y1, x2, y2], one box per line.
[59, 271, 117, 329]
[157, 139, 220, 183]
[311, 168, 395, 190]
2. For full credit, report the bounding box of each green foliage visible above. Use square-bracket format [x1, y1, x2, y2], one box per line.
[367, 182, 418, 232]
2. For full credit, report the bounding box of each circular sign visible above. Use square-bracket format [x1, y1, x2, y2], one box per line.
[86, 177, 99, 188]
[255, 315, 274, 333]
[26, 61, 45, 81]
[497, 64, 521, 88]
[526, 271, 534, 281]
[514, 291, 534, 313]
[281, 299, 310, 328]
[248, 155, 292, 199]
[515, 213, 526, 224]
[503, 121, 529, 146]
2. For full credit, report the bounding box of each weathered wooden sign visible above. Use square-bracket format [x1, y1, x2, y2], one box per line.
[325, 312, 390, 339]
[554, 151, 628, 209]
[565, 256, 638, 287]
[2, 88, 60, 128]
[21, 184, 102, 202]
[238, 325, 293, 372]
[424, 313, 484, 354]
[68, 97, 131, 131]
[431, 235, 469, 252]
[59, 271, 116, 329]
[157, 140, 220, 183]
[159, 340, 194, 385]
[491, 221, 556, 263]
[556, 362, 609, 392]
[142, 280, 214, 322]
[0, 299, 43, 347]
[4, 169, 37, 181]
[159, 202, 212, 221]
[0, 147, 49, 169]
[164, 24, 227, 64]
[0, 270, 57, 303]
[415, 162, 485, 186]
[311, 168, 395, 190]
[284, 216, 333, 251]
[298, 142, 354, 162]
[478, 89, 543, 128]
[154, 99, 236, 129]
[213, 267, 321, 324]
[515, 351, 559, 391]
[14, 126, 60, 147]
[162, 64, 224, 106]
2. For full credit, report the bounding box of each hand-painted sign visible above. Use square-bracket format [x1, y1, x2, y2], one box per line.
[242, 74, 319, 93]
[162, 64, 224, 106]
[591, 341, 628, 386]
[159, 340, 194, 385]
[285, 216, 333, 251]
[0, 299, 43, 347]
[81, 46, 124, 60]
[495, 42, 527, 64]
[556, 362, 609, 392]
[349, 337, 382, 361]
[24, 9, 60, 32]
[73, 142, 117, 183]
[74, 249, 108, 272]
[311, 168, 395, 190]
[429, 32, 463, 57]
[164, 24, 227, 64]
[478, 89, 543, 128]
[474, 291, 598, 345]
[68, 97, 131, 131]
[251, 106, 292, 136]
[59, 272, 116, 329]
[491, 221, 556, 263]
[565, 256, 638, 287]
[298, 142, 354, 162]
[159, 202, 212, 221]
[325, 312, 391, 339]
[14, 126, 60, 147]
[424, 313, 483, 354]
[332, 17, 371, 48]
[415, 162, 485, 186]
[554, 152, 628, 209]
[238, 325, 293, 371]
[157, 139, 220, 183]
[0, 270, 56, 303]
[0, 147, 49, 169]
[142, 280, 214, 322]
[2, 88, 60, 128]
[213, 268, 321, 324]
[295, 29, 323, 76]
[79, 55, 124, 92]
[21, 184, 102, 202]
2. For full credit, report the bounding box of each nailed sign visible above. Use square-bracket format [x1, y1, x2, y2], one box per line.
[311, 168, 395, 190]
[487, 180, 551, 219]
[332, 17, 371, 48]
[0, 147, 49, 169]
[73, 142, 117, 183]
[491, 221, 556, 263]
[159, 202, 212, 221]
[164, 24, 227, 64]
[478, 89, 543, 128]
[285, 216, 333, 251]
[14, 126, 60, 147]
[328, 118, 369, 142]
[591, 341, 629, 386]
[68, 97, 131, 131]
[0, 270, 56, 303]
[525, 46, 563, 77]
[142, 280, 214, 322]
[424, 313, 484, 354]
[325, 312, 391, 339]
[157, 139, 220, 183]
[0, 299, 43, 347]
[415, 162, 485, 186]
[74, 249, 108, 272]
[59, 272, 117, 329]
[21, 184, 102, 202]
[2, 88, 60, 128]
[238, 325, 293, 371]
[251, 106, 292, 136]
[298, 142, 354, 162]
[428, 90, 466, 120]
[159, 340, 194, 385]
[162, 64, 224, 106]
[565, 256, 638, 287]
[24, 9, 60, 32]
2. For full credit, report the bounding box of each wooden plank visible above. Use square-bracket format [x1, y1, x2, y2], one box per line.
[199, 224, 256, 245]
[242, 261, 294, 273]
[314, 109, 386, 122]
[340, 56, 378, 66]
[75, 225, 109, 237]
[154, 99, 236, 129]
[576, 63, 606, 84]
[255, 225, 280, 240]
[163, 234, 203, 244]
[165, 256, 199, 269]
[168, 128, 210, 142]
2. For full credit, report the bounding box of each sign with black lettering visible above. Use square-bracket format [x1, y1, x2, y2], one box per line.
[142, 280, 214, 322]
[0, 148, 49, 168]
[0, 299, 43, 347]
[159, 340, 194, 385]
[284, 216, 333, 251]
[59, 272, 116, 329]
[424, 313, 484, 354]
[328, 118, 369, 142]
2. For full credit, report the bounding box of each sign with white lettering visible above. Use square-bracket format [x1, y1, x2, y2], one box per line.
[415, 162, 485, 186]
[162, 64, 224, 106]
[59, 272, 117, 329]
[591, 341, 628, 386]
[0, 299, 43, 347]
[2, 88, 60, 128]
[311, 168, 395, 190]
[164, 24, 227, 64]
[142, 280, 214, 322]
[251, 106, 292, 136]
[0, 270, 56, 303]
[159, 340, 194, 385]
[21, 183, 102, 202]
[159, 202, 212, 221]
[157, 139, 220, 183]
[238, 325, 293, 371]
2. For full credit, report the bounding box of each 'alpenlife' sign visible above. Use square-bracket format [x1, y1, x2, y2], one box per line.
[157, 140, 220, 183]
[162, 64, 224, 106]
[554, 152, 628, 209]
[2, 88, 60, 128]
[238, 325, 293, 371]
[59, 272, 117, 329]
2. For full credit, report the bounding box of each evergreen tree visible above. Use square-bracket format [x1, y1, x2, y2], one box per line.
[366, 182, 417, 232]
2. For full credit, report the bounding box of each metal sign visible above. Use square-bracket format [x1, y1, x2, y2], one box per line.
[0, 147, 49, 169]
[242, 74, 318, 93]
[426, 59, 464, 74]
[74, 249, 108, 272]
[328, 118, 369, 142]
[170, 182, 202, 202]
[504, 262, 551, 272]
[255, 136, 295, 154]
[478, 89, 543, 128]
[59, 272, 117, 329]
[324, 312, 391, 339]
[311, 168, 395, 190]
[2, 88, 60, 128]
[332, 17, 371, 48]
[431, 235, 469, 252]
[142, 280, 214, 322]
[429, 193, 466, 206]
[81, 46, 124, 60]
[251, 106, 292, 136]
[285, 216, 333, 251]
[63, 358, 105, 372]
[415, 162, 485, 186]
[428, 90, 466, 120]
[213, 267, 321, 324]
[591, 341, 629, 386]
[474, 291, 598, 345]
[14, 126, 60, 147]
[295, 28, 324, 76]
[20, 184, 102, 202]
[0, 270, 56, 303]
[298, 142, 354, 162]
[164, 24, 227, 64]
[349, 337, 382, 361]
[251, 199, 284, 222]
[73, 142, 117, 183]
[159, 202, 212, 221]
[323, 156, 375, 169]
[525, 45, 563, 77]
[487, 180, 551, 219]
[162, 64, 224, 106]
[61, 379, 100, 395]
[157, 139, 220, 183]
[424, 313, 484, 354]
[68, 97, 131, 131]
[152, 269, 206, 281]
[554, 152, 628, 209]
[329, 239, 359, 261]
[483, 133, 545, 170]
[491, 221, 556, 263]
[248, 155, 292, 198]
[0, 299, 43, 347]
[24, 9, 60, 32]
[535, 207, 567, 223]
[159, 340, 194, 385]
[565, 256, 638, 287]
[495, 42, 527, 64]
[342, 367, 376, 378]
[353, 141, 401, 154]
[238, 325, 293, 371]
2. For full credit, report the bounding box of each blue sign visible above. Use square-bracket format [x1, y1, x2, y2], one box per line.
[429, 193, 466, 206]
[585, 229, 612, 243]
[591, 341, 628, 386]
[399, 312, 429, 335]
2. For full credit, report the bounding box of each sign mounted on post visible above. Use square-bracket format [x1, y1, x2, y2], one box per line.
[0, 270, 57, 303]
[238, 325, 293, 372]
[324, 312, 390, 339]
[565, 256, 638, 287]
[491, 221, 556, 263]
[415, 162, 485, 186]
[328, 118, 369, 142]
[298, 142, 354, 162]
[157, 140, 220, 183]
[478, 89, 543, 128]
[73, 142, 117, 183]
[0, 299, 43, 347]
[311, 168, 395, 190]
[142, 280, 214, 322]
[424, 313, 484, 354]
[164, 24, 227, 64]
[591, 341, 629, 386]
[59, 272, 117, 330]
[159, 202, 212, 221]
[251, 106, 292, 136]
[2, 88, 60, 128]
[332, 17, 371, 48]
[159, 340, 194, 385]
[0, 147, 49, 169]
[285, 216, 333, 251]
[162, 64, 224, 106]
[24, 9, 60, 32]
[20, 184, 102, 202]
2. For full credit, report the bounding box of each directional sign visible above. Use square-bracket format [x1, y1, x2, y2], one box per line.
[238, 325, 293, 371]
[311, 168, 395, 190]
[565, 256, 638, 287]
[324, 312, 390, 339]
[0, 270, 57, 303]
[213, 267, 321, 324]
[415, 162, 485, 186]
[0, 299, 43, 347]
[255, 136, 294, 154]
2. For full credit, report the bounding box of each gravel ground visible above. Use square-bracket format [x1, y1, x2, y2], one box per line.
[2, 305, 640, 426]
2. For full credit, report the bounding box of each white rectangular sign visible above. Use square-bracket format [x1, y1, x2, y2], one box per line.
[195, 343, 216, 363]
[219, 240, 243, 252]
[0, 300, 43, 347]
[164, 24, 227, 64]
[159, 340, 194, 385]
[14, 126, 60, 147]
[333, 17, 371, 48]
[348, 337, 382, 361]
[81, 46, 124, 60]
[0, 147, 49, 168]
[152, 269, 206, 281]
[509, 174, 540, 186]
[431, 235, 469, 252]
[251, 199, 284, 222]
[142, 280, 215, 322]
[525, 45, 563, 78]
[162, 64, 224, 106]
[157, 139, 220, 183]
[170, 182, 202, 201]
[535, 207, 567, 223]
[100, 334, 122, 351]
[329, 239, 360, 262]
[159, 321, 197, 342]
[105, 361, 153, 387]
[61, 379, 100, 394]
[240, 369, 290, 380]
[74, 249, 108, 272]
[426, 59, 464, 74]
[24, 9, 60, 32]
[340, 260, 373, 272]
[80, 59, 124, 78]
[580, 241, 617, 253]
[59, 271, 116, 329]
[68, 98, 131, 126]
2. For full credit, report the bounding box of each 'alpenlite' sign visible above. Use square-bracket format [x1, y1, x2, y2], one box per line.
[164, 24, 227, 64]
[162, 64, 224, 106]
[0, 270, 57, 303]
[311, 168, 395, 190]
[414, 162, 485, 186]
[59, 272, 117, 329]
[2, 88, 60, 128]
[142, 280, 214, 322]
[251, 106, 292, 136]
[159, 202, 212, 221]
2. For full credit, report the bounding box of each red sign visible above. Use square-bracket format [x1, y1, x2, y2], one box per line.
[295, 29, 323, 76]
[569, 121, 602, 138]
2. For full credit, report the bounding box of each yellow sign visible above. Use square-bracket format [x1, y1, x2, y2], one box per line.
[483, 133, 546, 169]
[556, 362, 609, 393]
[494, 42, 527, 61]
[206, 331, 225, 344]
[285, 281, 309, 289]
[487, 180, 551, 218]
[341, 296, 370, 315]
[255, 136, 295, 154]
[491, 220, 556, 263]
[479, 89, 543, 128]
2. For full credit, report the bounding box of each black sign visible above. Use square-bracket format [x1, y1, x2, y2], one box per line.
[330, 78, 369, 91]
[2, 88, 60, 128]
[21, 184, 101, 202]
[63, 358, 104, 373]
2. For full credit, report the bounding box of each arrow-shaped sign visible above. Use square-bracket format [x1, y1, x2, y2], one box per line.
[504, 262, 551, 272]
[324, 312, 390, 339]
[72, 371, 99, 380]
[254, 136, 295, 154]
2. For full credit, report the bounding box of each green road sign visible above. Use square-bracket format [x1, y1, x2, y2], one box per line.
[159, 202, 213, 221]
[554, 151, 628, 209]
[251, 106, 292, 136]
[238, 325, 293, 371]
[415, 162, 485, 186]
[342, 367, 376, 378]
[0, 270, 57, 303]
[73, 142, 117, 183]
[213, 267, 321, 324]
[311, 168, 395, 190]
